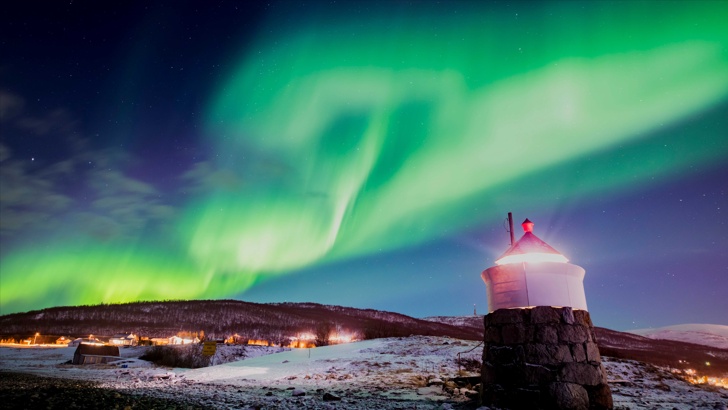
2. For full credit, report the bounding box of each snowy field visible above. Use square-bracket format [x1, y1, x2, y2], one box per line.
[1, 336, 727, 409]
[630, 324, 728, 350]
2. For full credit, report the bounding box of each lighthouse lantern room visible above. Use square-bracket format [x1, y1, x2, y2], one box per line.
[481, 216, 588, 312]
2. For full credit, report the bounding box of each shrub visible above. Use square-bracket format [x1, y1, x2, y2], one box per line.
[139, 345, 210, 368]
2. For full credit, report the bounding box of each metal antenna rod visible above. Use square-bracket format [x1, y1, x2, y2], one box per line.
[508, 212, 515, 245]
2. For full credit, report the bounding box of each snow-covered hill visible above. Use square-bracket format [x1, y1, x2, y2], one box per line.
[422, 315, 483, 329]
[629, 324, 728, 350]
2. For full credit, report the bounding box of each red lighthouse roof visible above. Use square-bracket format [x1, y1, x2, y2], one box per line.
[494, 219, 568, 265]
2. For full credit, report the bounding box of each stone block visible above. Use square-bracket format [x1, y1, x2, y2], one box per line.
[531, 306, 561, 323]
[554, 344, 573, 364]
[534, 325, 558, 344]
[514, 344, 526, 364]
[502, 324, 529, 344]
[496, 363, 525, 385]
[571, 343, 587, 362]
[481, 362, 497, 385]
[525, 344, 572, 366]
[507, 387, 542, 409]
[548, 382, 590, 410]
[485, 326, 502, 343]
[560, 306, 575, 324]
[525, 343, 548, 364]
[585, 341, 602, 363]
[524, 363, 556, 384]
[558, 324, 589, 344]
[491, 308, 527, 325]
[573, 309, 593, 327]
[489, 345, 518, 365]
[559, 362, 603, 386]
[586, 383, 614, 410]
[481, 382, 505, 406]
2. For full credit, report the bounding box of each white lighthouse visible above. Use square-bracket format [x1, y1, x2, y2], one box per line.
[481, 217, 588, 312]
[479, 214, 612, 409]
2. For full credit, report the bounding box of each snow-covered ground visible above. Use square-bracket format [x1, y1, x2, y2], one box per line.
[629, 324, 728, 350]
[1, 337, 727, 409]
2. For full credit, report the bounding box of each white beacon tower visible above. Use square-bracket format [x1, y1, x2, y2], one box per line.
[481, 218, 588, 312]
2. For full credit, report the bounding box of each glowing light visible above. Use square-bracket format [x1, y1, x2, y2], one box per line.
[495, 253, 569, 266]
[247, 339, 271, 347]
[329, 333, 356, 344]
[675, 368, 728, 389]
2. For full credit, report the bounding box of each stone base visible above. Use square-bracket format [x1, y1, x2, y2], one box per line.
[481, 307, 613, 410]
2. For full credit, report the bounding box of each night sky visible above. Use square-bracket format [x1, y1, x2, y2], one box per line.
[1, 1, 726, 331]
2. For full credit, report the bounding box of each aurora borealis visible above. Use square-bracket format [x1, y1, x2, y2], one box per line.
[1, 1, 727, 330]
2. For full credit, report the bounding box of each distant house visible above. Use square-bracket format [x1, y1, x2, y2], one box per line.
[68, 337, 102, 347]
[72, 344, 120, 365]
[55, 336, 71, 345]
[150, 337, 170, 346]
[109, 333, 137, 346]
[168, 335, 199, 345]
[149, 335, 200, 346]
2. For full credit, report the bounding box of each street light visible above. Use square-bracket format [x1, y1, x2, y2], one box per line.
[33, 332, 39, 345]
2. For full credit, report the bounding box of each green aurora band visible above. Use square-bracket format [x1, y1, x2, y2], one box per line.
[2, 2, 728, 313]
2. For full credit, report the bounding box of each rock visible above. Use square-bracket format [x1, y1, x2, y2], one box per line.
[485, 326, 501, 343]
[322, 392, 341, 401]
[531, 306, 561, 324]
[557, 324, 589, 344]
[491, 308, 528, 324]
[569, 345, 584, 363]
[428, 378, 444, 386]
[489, 345, 518, 365]
[501, 324, 529, 344]
[656, 383, 671, 392]
[416, 386, 443, 396]
[291, 388, 306, 397]
[560, 307, 575, 324]
[524, 363, 556, 384]
[587, 383, 613, 410]
[265, 391, 273, 396]
[585, 342, 602, 363]
[559, 362, 604, 386]
[549, 382, 589, 410]
[573, 309, 593, 327]
[525, 343, 572, 365]
[534, 325, 559, 344]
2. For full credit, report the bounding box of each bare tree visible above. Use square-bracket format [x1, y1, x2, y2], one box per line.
[315, 321, 332, 346]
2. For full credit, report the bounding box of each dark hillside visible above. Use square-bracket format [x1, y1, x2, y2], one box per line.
[594, 326, 728, 377]
[0, 300, 482, 342]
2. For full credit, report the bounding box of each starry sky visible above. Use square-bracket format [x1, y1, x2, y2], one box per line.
[1, 1, 726, 331]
